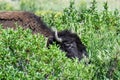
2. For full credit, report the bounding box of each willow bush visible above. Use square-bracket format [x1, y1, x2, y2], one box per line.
[0, 0, 120, 80]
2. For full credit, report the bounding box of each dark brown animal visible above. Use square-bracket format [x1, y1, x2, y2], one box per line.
[0, 11, 53, 37]
[47, 29, 88, 60]
[0, 11, 88, 60]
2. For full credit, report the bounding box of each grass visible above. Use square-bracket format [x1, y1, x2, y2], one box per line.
[0, 0, 120, 11]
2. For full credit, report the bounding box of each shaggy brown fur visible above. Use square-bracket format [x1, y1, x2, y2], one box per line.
[0, 11, 53, 37]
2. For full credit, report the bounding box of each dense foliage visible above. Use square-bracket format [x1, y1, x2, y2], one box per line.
[0, 0, 120, 80]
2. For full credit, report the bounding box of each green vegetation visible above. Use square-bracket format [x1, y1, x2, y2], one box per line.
[0, 0, 120, 80]
[0, 1, 13, 11]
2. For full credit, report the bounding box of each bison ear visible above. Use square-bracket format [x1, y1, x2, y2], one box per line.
[46, 36, 55, 48]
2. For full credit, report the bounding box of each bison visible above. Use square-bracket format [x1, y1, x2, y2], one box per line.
[0, 11, 88, 60]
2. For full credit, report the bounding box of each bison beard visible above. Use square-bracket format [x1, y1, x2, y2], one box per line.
[0, 11, 88, 60]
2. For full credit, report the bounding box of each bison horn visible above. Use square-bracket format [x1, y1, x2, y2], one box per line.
[52, 27, 62, 42]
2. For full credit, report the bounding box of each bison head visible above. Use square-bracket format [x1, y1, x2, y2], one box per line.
[47, 28, 88, 60]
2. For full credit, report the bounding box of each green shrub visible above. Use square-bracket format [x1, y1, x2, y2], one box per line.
[0, 2, 13, 11]
[0, 26, 87, 79]
[36, 0, 120, 79]
[0, 0, 120, 79]
[20, 0, 41, 12]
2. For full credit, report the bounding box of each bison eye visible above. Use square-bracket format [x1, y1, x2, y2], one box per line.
[64, 43, 71, 47]
[63, 41, 74, 48]
[63, 41, 77, 49]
